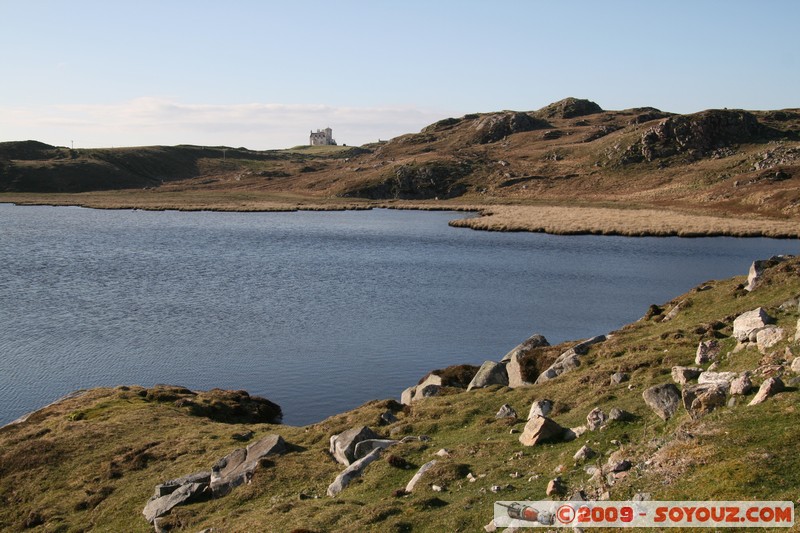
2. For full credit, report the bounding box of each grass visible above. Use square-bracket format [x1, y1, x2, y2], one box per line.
[1, 258, 799, 531]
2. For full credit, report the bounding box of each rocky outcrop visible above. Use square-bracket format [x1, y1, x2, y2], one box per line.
[345, 160, 471, 200]
[143, 482, 210, 524]
[500, 334, 550, 362]
[519, 416, 565, 446]
[467, 361, 509, 391]
[472, 112, 550, 144]
[733, 307, 775, 342]
[327, 448, 383, 497]
[642, 384, 681, 421]
[746, 256, 789, 291]
[535, 98, 603, 119]
[535, 335, 606, 384]
[330, 426, 380, 466]
[211, 434, 287, 497]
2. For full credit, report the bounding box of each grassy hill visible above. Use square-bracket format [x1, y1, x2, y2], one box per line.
[2, 256, 798, 532]
[2, 98, 799, 223]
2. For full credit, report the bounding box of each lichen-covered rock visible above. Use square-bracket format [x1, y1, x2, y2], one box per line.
[586, 407, 607, 431]
[733, 307, 774, 342]
[756, 327, 784, 353]
[495, 404, 518, 419]
[730, 373, 753, 395]
[467, 361, 509, 391]
[682, 383, 727, 419]
[500, 333, 550, 362]
[695, 340, 720, 365]
[749, 377, 785, 406]
[672, 366, 703, 385]
[527, 399, 553, 419]
[642, 384, 681, 421]
[210, 434, 287, 497]
[329, 426, 380, 466]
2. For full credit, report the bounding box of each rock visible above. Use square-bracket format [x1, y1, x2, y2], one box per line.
[379, 410, 398, 425]
[792, 357, 800, 374]
[143, 482, 210, 523]
[730, 373, 753, 395]
[662, 299, 690, 321]
[415, 383, 442, 400]
[400, 386, 416, 406]
[546, 477, 567, 496]
[733, 307, 775, 342]
[210, 434, 287, 497]
[495, 403, 518, 419]
[506, 352, 531, 388]
[405, 460, 437, 492]
[152, 471, 211, 499]
[682, 383, 727, 419]
[484, 519, 498, 532]
[535, 336, 606, 384]
[573, 445, 596, 462]
[500, 333, 550, 362]
[698, 371, 738, 388]
[353, 439, 399, 461]
[519, 415, 565, 446]
[757, 327, 785, 353]
[231, 430, 254, 442]
[327, 448, 382, 497]
[431, 484, 444, 492]
[608, 408, 633, 422]
[746, 256, 787, 291]
[633, 492, 652, 501]
[562, 425, 587, 442]
[606, 459, 632, 473]
[796, 318, 800, 342]
[536, 97, 603, 119]
[434, 448, 451, 457]
[527, 399, 553, 419]
[610, 372, 629, 385]
[695, 340, 721, 365]
[329, 426, 380, 466]
[467, 361, 509, 390]
[642, 384, 681, 421]
[586, 407, 607, 431]
[672, 366, 703, 385]
[749, 377, 785, 406]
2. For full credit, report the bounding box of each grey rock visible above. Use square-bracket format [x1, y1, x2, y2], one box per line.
[405, 460, 437, 492]
[527, 399, 553, 419]
[749, 377, 785, 406]
[672, 366, 703, 385]
[495, 403, 518, 419]
[143, 482, 209, 523]
[733, 307, 774, 342]
[467, 360, 509, 391]
[662, 299, 690, 321]
[379, 410, 398, 425]
[401, 374, 444, 405]
[698, 371, 738, 388]
[607, 459, 632, 473]
[153, 471, 211, 499]
[610, 372, 629, 385]
[353, 439, 399, 461]
[695, 340, 720, 365]
[415, 383, 442, 400]
[573, 445, 596, 462]
[757, 327, 784, 353]
[500, 333, 550, 362]
[608, 407, 633, 422]
[642, 384, 681, 421]
[329, 426, 380, 466]
[506, 352, 531, 388]
[746, 256, 788, 291]
[400, 385, 416, 406]
[327, 448, 382, 497]
[682, 383, 727, 419]
[519, 415, 565, 446]
[586, 407, 607, 431]
[730, 373, 753, 395]
[210, 434, 286, 497]
[535, 336, 606, 383]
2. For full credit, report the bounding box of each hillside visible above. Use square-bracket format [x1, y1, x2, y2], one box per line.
[1, 256, 799, 532]
[2, 98, 799, 223]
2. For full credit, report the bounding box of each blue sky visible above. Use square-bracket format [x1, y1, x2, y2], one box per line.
[1, 1, 798, 149]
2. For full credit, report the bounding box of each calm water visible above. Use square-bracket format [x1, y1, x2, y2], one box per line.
[0, 204, 796, 425]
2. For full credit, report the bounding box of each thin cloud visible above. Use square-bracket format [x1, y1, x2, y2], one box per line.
[0, 99, 450, 149]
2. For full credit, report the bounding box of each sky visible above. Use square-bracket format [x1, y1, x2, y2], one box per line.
[1, 0, 798, 150]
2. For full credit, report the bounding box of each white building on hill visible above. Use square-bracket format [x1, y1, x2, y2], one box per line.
[309, 127, 336, 146]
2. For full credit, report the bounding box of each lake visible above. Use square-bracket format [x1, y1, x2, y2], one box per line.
[0, 204, 796, 425]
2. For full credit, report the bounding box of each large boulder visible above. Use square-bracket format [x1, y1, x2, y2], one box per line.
[682, 383, 727, 419]
[535, 336, 606, 384]
[642, 384, 681, 421]
[329, 426, 380, 466]
[730, 373, 753, 395]
[756, 327, 784, 353]
[401, 374, 444, 405]
[467, 361, 509, 391]
[327, 448, 383, 497]
[210, 434, 287, 497]
[506, 352, 531, 388]
[500, 334, 550, 362]
[698, 371, 738, 388]
[733, 307, 774, 342]
[527, 399, 553, 419]
[519, 415, 565, 446]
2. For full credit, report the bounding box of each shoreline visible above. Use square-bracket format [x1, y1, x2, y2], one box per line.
[2, 194, 800, 239]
